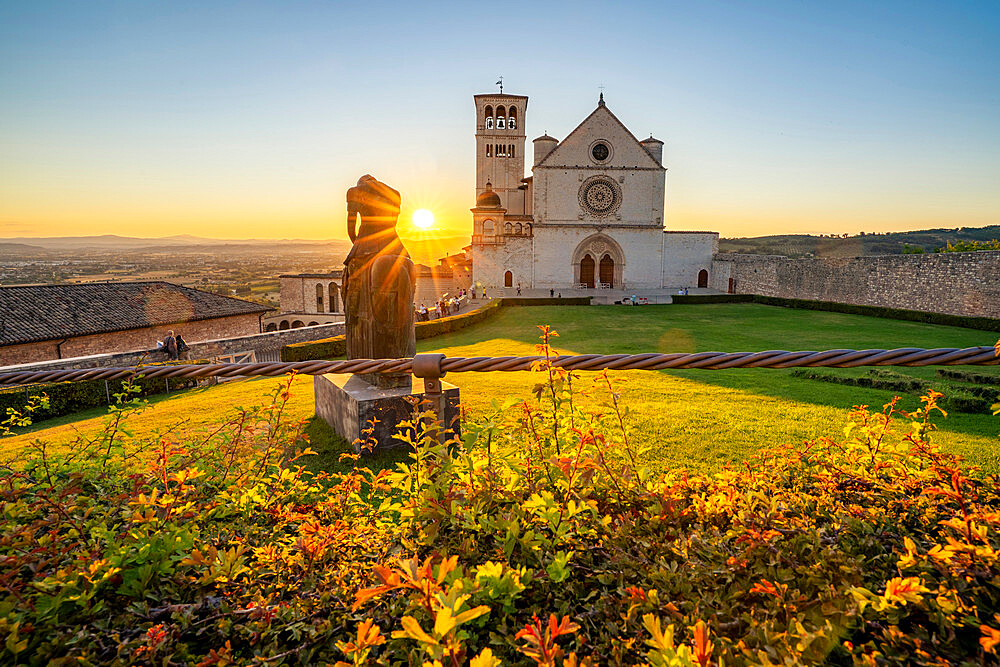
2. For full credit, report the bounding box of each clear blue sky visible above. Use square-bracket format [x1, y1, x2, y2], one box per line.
[1, 0, 997, 241]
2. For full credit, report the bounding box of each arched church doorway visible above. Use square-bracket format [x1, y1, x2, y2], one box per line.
[580, 255, 596, 288]
[572, 234, 624, 290]
[599, 254, 614, 287]
[697, 269, 709, 288]
[504, 271, 513, 288]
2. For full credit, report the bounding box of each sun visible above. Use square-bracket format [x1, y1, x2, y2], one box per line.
[412, 209, 435, 229]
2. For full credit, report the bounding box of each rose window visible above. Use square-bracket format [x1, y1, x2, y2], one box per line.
[578, 177, 622, 217]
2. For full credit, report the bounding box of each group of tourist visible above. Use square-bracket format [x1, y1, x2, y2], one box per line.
[157, 330, 189, 360]
[416, 290, 472, 321]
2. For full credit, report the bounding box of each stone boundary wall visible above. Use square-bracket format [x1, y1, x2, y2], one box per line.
[711, 251, 1000, 319]
[2, 323, 346, 373]
[0, 313, 262, 368]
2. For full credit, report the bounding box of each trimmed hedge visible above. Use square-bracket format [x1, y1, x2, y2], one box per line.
[669, 293, 755, 305]
[282, 299, 506, 362]
[670, 293, 1000, 331]
[498, 297, 592, 306]
[937, 368, 1000, 385]
[1, 360, 208, 423]
[790, 367, 993, 413]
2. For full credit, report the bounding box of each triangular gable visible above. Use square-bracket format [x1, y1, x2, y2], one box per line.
[535, 104, 663, 169]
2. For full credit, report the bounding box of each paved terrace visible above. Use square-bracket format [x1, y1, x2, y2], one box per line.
[474, 286, 723, 305]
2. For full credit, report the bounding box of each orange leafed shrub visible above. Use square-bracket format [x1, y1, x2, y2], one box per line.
[2, 329, 999, 665]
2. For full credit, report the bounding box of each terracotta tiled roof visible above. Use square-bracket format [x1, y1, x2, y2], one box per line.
[0, 281, 272, 346]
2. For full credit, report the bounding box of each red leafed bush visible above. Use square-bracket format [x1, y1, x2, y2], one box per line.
[1, 328, 999, 665]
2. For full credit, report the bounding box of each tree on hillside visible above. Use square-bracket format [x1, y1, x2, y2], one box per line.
[934, 239, 1000, 253]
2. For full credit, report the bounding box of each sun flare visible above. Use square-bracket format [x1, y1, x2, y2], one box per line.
[412, 209, 435, 229]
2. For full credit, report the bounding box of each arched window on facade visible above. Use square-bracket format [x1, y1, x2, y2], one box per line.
[485, 105, 493, 129]
[525, 223, 532, 236]
[308, 321, 319, 327]
[508, 107, 516, 129]
[504, 271, 513, 288]
[504, 222, 513, 234]
[279, 320, 290, 330]
[482, 219, 494, 235]
[329, 283, 339, 312]
[697, 269, 709, 288]
[291, 320, 305, 329]
[515, 223, 522, 234]
[265, 322, 277, 332]
[496, 105, 505, 120]
[315, 284, 324, 312]
[486, 144, 492, 157]
[510, 145, 515, 158]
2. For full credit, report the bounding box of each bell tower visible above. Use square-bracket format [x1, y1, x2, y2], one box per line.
[474, 89, 528, 215]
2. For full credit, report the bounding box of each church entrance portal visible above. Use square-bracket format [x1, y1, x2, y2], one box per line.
[698, 269, 708, 288]
[504, 271, 513, 288]
[599, 254, 614, 287]
[572, 234, 625, 290]
[580, 255, 595, 288]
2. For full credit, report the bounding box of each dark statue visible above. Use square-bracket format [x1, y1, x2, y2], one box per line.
[343, 175, 416, 388]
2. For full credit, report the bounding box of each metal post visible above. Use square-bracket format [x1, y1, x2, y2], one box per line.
[104, 380, 111, 404]
[412, 353, 447, 443]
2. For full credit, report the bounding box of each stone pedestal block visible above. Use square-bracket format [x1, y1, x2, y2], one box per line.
[314, 373, 460, 453]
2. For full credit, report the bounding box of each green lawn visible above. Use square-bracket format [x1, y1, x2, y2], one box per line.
[417, 304, 1000, 473]
[4, 303, 998, 474]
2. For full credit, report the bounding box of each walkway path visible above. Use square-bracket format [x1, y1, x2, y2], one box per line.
[474, 286, 723, 305]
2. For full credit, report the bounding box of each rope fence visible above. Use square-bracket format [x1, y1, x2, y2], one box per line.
[1, 346, 997, 387]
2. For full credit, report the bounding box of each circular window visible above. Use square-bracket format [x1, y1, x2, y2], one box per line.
[591, 142, 610, 162]
[578, 176, 622, 217]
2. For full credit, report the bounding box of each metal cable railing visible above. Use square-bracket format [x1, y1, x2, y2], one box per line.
[1, 346, 997, 387]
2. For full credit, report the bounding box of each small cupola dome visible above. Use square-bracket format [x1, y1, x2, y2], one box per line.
[640, 135, 664, 163]
[476, 182, 502, 208]
[532, 133, 559, 167]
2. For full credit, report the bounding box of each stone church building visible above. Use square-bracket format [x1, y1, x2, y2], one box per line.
[471, 91, 718, 291]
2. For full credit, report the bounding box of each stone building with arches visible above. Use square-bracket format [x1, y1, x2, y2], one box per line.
[470, 90, 717, 291]
[264, 271, 344, 331]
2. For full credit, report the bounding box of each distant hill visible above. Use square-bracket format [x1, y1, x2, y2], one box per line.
[719, 225, 1000, 258]
[0, 242, 48, 255]
[0, 235, 352, 251]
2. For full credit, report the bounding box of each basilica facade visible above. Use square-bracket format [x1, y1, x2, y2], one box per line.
[470, 91, 718, 291]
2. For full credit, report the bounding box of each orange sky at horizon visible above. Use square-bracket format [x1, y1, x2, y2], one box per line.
[3, 176, 997, 243]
